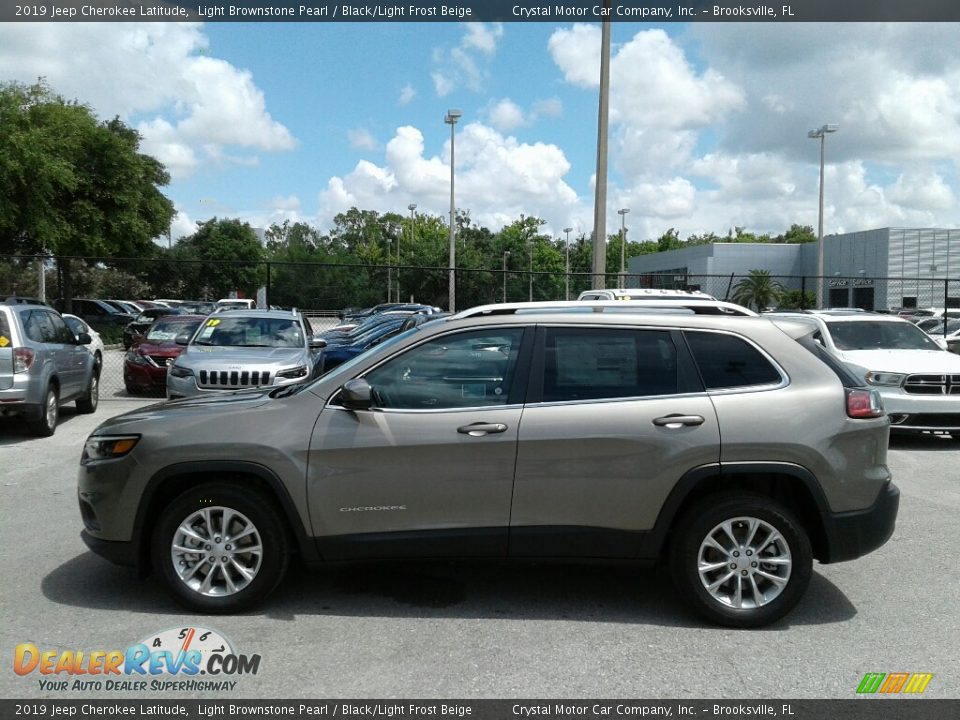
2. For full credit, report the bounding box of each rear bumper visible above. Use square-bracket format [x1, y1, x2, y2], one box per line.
[820, 482, 900, 563]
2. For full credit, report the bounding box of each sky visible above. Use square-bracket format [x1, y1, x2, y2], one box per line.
[1, 20, 959, 246]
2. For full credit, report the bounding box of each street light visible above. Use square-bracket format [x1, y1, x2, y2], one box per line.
[528, 241, 534, 302]
[386, 238, 393, 303]
[808, 123, 838, 309]
[403, 203, 416, 303]
[444, 109, 462, 312]
[564, 227, 573, 300]
[502, 251, 510, 303]
[618, 208, 630, 289]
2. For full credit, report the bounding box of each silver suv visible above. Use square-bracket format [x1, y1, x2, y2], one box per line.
[1, 298, 99, 436]
[79, 301, 898, 627]
[166, 309, 325, 399]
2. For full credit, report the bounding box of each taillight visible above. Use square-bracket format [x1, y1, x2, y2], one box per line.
[13, 347, 34, 373]
[846, 388, 885, 419]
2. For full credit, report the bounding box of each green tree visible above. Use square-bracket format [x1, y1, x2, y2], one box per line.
[731, 269, 785, 311]
[774, 224, 817, 244]
[777, 289, 816, 310]
[0, 80, 174, 304]
[172, 218, 265, 300]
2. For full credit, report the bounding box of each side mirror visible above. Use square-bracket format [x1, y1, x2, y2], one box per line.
[77, 332, 92, 345]
[309, 338, 327, 350]
[175, 333, 191, 346]
[341, 378, 373, 411]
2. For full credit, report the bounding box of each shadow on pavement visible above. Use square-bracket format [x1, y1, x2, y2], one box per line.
[44, 552, 857, 629]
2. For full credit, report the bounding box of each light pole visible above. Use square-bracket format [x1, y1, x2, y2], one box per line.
[528, 241, 534, 302]
[618, 208, 630, 289]
[564, 227, 573, 300]
[808, 123, 838, 309]
[502, 251, 510, 303]
[444, 109, 462, 312]
[404, 203, 416, 303]
[386, 238, 393, 303]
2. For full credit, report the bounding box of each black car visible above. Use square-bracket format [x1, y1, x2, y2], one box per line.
[72, 299, 135, 331]
[123, 307, 186, 350]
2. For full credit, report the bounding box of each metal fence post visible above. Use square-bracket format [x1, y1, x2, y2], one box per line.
[265, 261, 271, 309]
[800, 276, 807, 310]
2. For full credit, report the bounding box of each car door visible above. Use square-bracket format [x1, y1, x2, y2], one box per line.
[47, 311, 88, 396]
[306, 326, 532, 560]
[509, 325, 721, 558]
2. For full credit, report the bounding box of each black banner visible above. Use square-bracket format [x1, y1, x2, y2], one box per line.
[1, 700, 958, 720]
[4, 0, 960, 23]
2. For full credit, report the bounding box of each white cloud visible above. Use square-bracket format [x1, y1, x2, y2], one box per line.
[398, 84, 416, 106]
[318, 123, 586, 235]
[0, 23, 296, 180]
[348, 128, 379, 151]
[485, 99, 526, 132]
[532, 98, 563, 119]
[431, 23, 505, 97]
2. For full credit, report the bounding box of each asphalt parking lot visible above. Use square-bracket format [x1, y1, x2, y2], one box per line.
[1, 400, 958, 700]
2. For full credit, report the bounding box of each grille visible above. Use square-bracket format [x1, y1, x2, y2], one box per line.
[149, 356, 174, 367]
[904, 374, 960, 395]
[197, 369, 271, 389]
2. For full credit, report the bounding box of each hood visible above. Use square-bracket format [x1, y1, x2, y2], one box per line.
[838, 348, 960, 375]
[179, 346, 305, 366]
[93, 388, 272, 433]
[134, 340, 183, 355]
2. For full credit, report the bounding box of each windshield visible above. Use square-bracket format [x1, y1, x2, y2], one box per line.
[827, 320, 941, 351]
[192, 317, 304, 348]
[146, 318, 203, 342]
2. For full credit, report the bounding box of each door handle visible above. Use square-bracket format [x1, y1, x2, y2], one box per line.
[652, 414, 705, 428]
[457, 422, 508, 436]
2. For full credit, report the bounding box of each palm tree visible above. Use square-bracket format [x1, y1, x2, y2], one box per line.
[731, 269, 784, 311]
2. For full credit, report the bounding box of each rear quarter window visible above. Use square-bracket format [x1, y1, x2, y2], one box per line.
[684, 331, 782, 390]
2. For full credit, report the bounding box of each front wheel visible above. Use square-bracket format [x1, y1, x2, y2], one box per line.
[152, 483, 290, 613]
[670, 494, 812, 628]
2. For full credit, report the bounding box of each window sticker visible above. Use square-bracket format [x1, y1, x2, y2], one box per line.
[206, 318, 220, 327]
[0, 336, 9, 347]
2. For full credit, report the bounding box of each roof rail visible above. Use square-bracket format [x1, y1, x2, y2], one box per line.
[453, 300, 757, 319]
[2, 296, 49, 306]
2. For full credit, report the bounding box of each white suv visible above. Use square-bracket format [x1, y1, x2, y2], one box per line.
[770, 311, 960, 437]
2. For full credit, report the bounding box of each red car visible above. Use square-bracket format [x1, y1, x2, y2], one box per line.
[124, 315, 205, 395]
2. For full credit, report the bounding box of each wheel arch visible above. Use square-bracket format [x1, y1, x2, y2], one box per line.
[642, 463, 831, 562]
[134, 461, 319, 576]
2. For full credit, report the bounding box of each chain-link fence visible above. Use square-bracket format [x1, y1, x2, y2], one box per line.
[3, 253, 958, 399]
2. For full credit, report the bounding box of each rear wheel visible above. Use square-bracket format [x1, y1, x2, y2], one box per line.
[670, 493, 812, 628]
[152, 483, 290, 613]
[76, 372, 99, 414]
[27, 385, 59, 437]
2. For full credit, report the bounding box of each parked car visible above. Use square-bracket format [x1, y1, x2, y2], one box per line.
[178, 300, 217, 316]
[320, 310, 416, 346]
[769, 311, 960, 437]
[62, 314, 105, 377]
[80, 300, 897, 627]
[216, 298, 256, 310]
[123, 307, 186, 350]
[72, 298, 135, 329]
[124, 315, 205, 395]
[0, 299, 99, 436]
[318, 312, 435, 373]
[166, 309, 325, 399]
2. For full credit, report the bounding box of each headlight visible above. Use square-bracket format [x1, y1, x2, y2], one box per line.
[126, 351, 150, 366]
[277, 365, 308, 379]
[82, 435, 140, 462]
[169, 364, 194, 378]
[865, 371, 906, 387]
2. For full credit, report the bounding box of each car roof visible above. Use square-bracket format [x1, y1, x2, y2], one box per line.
[769, 311, 908, 324]
[454, 299, 756, 318]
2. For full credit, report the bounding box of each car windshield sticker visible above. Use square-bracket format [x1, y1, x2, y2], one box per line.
[207, 319, 220, 327]
[245, 326, 262, 344]
[0, 335, 9, 347]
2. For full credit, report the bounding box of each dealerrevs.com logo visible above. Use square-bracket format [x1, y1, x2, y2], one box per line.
[13, 627, 260, 692]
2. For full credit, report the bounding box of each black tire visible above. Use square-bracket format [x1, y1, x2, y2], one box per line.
[670, 493, 812, 628]
[26, 385, 59, 437]
[151, 483, 290, 613]
[76, 371, 99, 414]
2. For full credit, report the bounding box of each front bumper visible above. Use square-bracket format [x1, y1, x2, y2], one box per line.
[80, 530, 138, 568]
[820, 482, 900, 563]
[878, 388, 960, 431]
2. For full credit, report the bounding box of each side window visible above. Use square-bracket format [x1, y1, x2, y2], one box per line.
[542, 328, 678, 402]
[47, 312, 76, 344]
[63, 316, 85, 336]
[685, 331, 782, 390]
[364, 328, 524, 410]
[23, 311, 51, 342]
